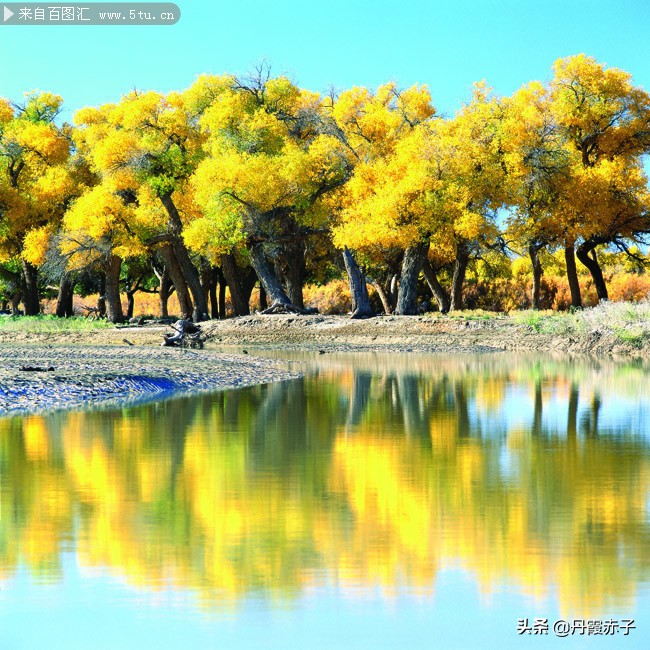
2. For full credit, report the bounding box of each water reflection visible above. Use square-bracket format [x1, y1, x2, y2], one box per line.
[1, 353, 650, 616]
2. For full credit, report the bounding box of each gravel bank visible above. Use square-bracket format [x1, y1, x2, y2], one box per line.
[0, 346, 300, 416]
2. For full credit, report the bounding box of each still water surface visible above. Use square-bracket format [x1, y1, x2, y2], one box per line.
[1, 352, 650, 649]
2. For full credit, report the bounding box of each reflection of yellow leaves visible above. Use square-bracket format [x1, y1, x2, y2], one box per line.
[330, 435, 437, 587]
[429, 413, 458, 451]
[22, 416, 50, 461]
[476, 379, 507, 413]
[22, 521, 61, 569]
[3, 362, 650, 617]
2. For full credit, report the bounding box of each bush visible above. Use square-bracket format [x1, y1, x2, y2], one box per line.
[608, 274, 650, 303]
[303, 280, 351, 314]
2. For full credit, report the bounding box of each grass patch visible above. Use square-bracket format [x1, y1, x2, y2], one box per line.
[513, 310, 580, 334]
[613, 328, 648, 348]
[0, 315, 114, 333]
[514, 302, 650, 344]
[444, 310, 508, 321]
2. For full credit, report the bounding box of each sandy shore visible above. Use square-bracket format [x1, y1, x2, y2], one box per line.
[0, 346, 300, 416]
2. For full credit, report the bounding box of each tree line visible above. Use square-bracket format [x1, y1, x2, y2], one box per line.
[1, 54, 650, 322]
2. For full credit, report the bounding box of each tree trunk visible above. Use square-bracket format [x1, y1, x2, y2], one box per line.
[155, 266, 173, 318]
[366, 278, 393, 315]
[564, 243, 582, 309]
[198, 259, 221, 319]
[343, 246, 373, 318]
[248, 243, 293, 306]
[105, 254, 124, 323]
[199, 258, 212, 308]
[221, 252, 251, 316]
[159, 243, 193, 320]
[421, 258, 450, 314]
[396, 242, 429, 315]
[209, 267, 219, 319]
[576, 240, 608, 302]
[160, 193, 210, 321]
[125, 290, 135, 320]
[242, 268, 258, 310]
[10, 291, 21, 315]
[55, 274, 75, 318]
[259, 284, 267, 310]
[280, 241, 306, 309]
[217, 267, 227, 319]
[21, 259, 40, 316]
[173, 238, 209, 321]
[97, 273, 106, 318]
[450, 240, 471, 312]
[528, 243, 544, 310]
[389, 275, 399, 311]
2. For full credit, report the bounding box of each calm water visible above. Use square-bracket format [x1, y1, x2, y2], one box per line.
[1, 352, 650, 649]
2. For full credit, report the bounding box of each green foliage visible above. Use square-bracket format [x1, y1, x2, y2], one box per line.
[614, 328, 647, 347]
[513, 301, 650, 343]
[0, 315, 112, 332]
[19, 91, 63, 124]
[443, 309, 507, 321]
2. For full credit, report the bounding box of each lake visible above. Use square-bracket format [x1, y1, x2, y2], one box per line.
[1, 352, 649, 649]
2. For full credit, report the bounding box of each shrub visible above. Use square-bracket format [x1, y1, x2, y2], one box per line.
[303, 280, 351, 314]
[608, 274, 650, 303]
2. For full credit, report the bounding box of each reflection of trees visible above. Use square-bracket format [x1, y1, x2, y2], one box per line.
[1, 353, 650, 615]
[533, 376, 543, 436]
[567, 381, 579, 440]
[581, 392, 602, 438]
[345, 371, 372, 428]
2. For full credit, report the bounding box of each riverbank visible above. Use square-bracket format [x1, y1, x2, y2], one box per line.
[0, 346, 301, 416]
[1, 304, 648, 416]
[2, 303, 649, 357]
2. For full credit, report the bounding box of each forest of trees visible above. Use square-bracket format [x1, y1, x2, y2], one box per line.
[1, 54, 650, 322]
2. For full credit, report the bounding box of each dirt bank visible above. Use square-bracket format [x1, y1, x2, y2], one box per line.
[0, 314, 639, 357]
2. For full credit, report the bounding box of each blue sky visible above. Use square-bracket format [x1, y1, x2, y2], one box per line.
[0, 0, 649, 121]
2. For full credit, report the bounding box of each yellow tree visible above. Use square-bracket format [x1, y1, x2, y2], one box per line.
[334, 83, 505, 313]
[191, 70, 352, 310]
[438, 85, 506, 311]
[73, 85, 213, 320]
[61, 181, 162, 322]
[330, 82, 436, 314]
[0, 92, 74, 314]
[557, 157, 650, 301]
[501, 82, 570, 309]
[550, 54, 650, 304]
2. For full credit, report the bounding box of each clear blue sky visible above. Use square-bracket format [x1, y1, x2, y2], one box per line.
[0, 0, 649, 121]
